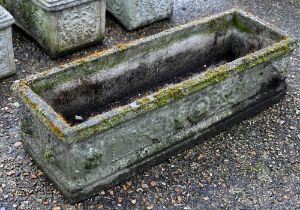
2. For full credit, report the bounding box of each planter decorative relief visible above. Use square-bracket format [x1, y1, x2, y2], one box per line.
[0, 0, 106, 57]
[107, 0, 173, 30]
[13, 10, 297, 203]
[0, 6, 15, 79]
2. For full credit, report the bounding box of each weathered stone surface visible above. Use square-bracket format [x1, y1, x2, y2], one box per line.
[107, 0, 173, 30]
[12, 10, 297, 203]
[0, 0, 106, 57]
[0, 6, 15, 79]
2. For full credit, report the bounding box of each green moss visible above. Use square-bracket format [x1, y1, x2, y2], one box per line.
[84, 153, 103, 169]
[232, 13, 255, 34]
[44, 146, 53, 161]
[115, 43, 129, 52]
[233, 39, 292, 72]
[207, 15, 233, 34]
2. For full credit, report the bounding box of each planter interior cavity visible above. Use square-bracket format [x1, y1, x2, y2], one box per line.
[41, 28, 269, 125]
[13, 10, 297, 203]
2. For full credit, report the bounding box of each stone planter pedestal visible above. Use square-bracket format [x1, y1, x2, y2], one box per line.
[12, 10, 298, 203]
[0, 0, 106, 58]
[0, 6, 15, 79]
[107, 0, 173, 30]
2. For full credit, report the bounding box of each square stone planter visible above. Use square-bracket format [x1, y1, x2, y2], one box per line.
[0, 0, 106, 58]
[0, 6, 15, 79]
[12, 10, 297, 203]
[107, 0, 173, 30]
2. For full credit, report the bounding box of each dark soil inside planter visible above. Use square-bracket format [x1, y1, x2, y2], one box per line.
[39, 31, 269, 125]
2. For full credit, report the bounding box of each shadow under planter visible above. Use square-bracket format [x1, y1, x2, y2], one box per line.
[0, 0, 106, 58]
[107, 0, 173, 30]
[0, 6, 15, 79]
[12, 9, 298, 203]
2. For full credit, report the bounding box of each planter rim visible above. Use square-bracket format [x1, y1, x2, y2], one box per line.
[12, 9, 299, 143]
[0, 6, 14, 30]
[32, 0, 103, 11]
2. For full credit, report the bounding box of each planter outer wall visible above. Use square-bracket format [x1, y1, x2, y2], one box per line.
[0, 0, 106, 57]
[107, 0, 173, 30]
[0, 6, 15, 79]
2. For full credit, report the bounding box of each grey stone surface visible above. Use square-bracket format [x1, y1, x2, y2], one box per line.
[0, 6, 15, 79]
[0, 0, 106, 57]
[107, 0, 173, 30]
[0, 0, 299, 209]
[12, 10, 297, 203]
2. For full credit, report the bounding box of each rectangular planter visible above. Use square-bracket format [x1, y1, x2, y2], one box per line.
[0, 6, 15, 79]
[12, 10, 297, 203]
[107, 0, 173, 30]
[0, 0, 106, 58]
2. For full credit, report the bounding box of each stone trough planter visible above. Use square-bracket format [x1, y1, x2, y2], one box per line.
[0, 0, 106, 57]
[13, 10, 297, 203]
[0, 6, 15, 79]
[107, 0, 173, 30]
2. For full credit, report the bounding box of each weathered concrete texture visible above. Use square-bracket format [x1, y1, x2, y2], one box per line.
[12, 9, 297, 203]
[0, 0, 106, 57]
[107, 0, 173, 30]
[0, 6, 15, 79]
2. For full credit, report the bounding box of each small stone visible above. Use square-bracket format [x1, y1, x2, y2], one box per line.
[175, 187, 181, 193]
[248, 151, 256, 156]
[117, 197, 123, 203]
[177, 196, 183, 203]
[122, 185, 128, 191]
[203, 197, 209, 201]
[53, 207, 61, 210]
[142, 183, 149, 189]
[197, 153, 206, 160]
[37, 171, 44, 177]
[75, 115, 84, 121]
[13, 102, 20, 108]
[131, 199, 137, 205]
[150, 181, 157, 187]
[147, 205, 154, 210]
[14, 141, 22, 148]
[6, 170, 15, 176]
[109, 190, 114, 196]
[42, 200, 49, 205]
[31, 174, 37, 179]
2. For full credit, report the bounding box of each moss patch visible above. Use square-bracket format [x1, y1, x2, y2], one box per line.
[44, 145, 53, 161]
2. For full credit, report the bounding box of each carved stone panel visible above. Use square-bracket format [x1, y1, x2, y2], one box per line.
[57, 2, 101, 50]
[0, 0, 105, 57]
[0, 32, 9, 73]
[135, 0, 172, 23]
[106, 0, 123, 16]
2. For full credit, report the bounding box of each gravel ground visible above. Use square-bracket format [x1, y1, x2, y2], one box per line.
[0, 0, 299, 209]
